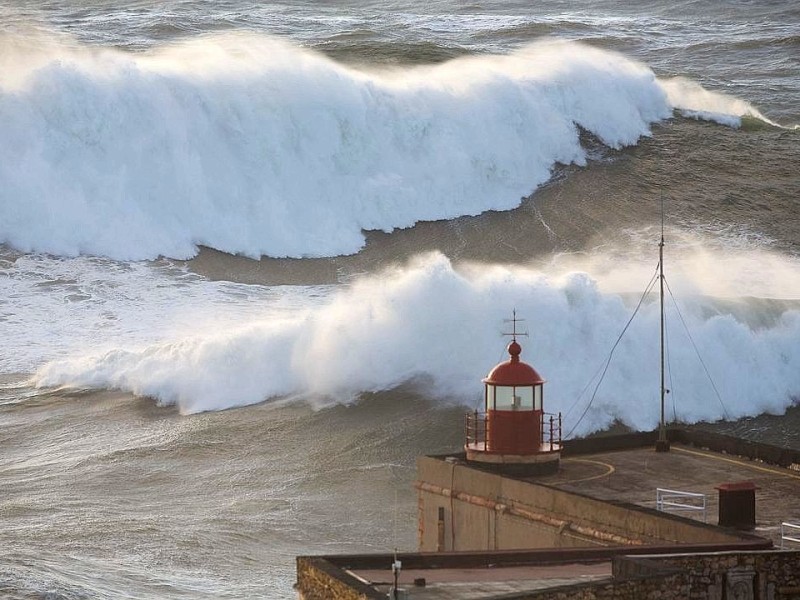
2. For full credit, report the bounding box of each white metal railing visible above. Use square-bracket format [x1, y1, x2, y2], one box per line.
[656, 488, 707, 523]
[781, 522, 800, 549]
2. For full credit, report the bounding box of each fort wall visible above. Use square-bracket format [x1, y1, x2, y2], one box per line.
[416, 455, 744, 552]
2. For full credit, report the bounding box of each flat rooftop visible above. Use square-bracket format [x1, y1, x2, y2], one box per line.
[534, 443, 800, 546]
[350, 562, 611, 599]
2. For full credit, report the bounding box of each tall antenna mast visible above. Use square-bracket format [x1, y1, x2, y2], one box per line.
[656, 193, 670, 452]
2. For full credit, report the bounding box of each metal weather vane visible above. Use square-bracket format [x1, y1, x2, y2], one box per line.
[502, 309, 529, 342]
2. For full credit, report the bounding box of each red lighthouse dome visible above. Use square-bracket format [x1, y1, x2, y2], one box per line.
[484, 340, 545, 387]
[464, 315, 561, 475]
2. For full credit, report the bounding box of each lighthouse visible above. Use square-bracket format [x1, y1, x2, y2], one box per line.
[465, 314, 561, 475]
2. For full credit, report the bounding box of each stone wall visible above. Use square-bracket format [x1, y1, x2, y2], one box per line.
[296, 557, 382, 600]
[649, 551, 800, 600]
[511, 572, 688, 600]
[670, 430, 800, 470]
[296, 550, 799, 600]
[558, 429, 800, 471]
[416, 456, 746, 552]
[483, 551, 800, 600]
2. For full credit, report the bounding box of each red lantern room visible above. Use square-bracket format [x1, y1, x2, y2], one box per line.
[465, 314, 561, 474]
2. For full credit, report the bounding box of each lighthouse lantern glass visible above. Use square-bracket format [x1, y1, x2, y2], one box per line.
[491, 386, 533, 410]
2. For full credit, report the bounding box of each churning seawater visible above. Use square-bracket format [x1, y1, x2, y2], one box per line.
[1, 0, 799, 597]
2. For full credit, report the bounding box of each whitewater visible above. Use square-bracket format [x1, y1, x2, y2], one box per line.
[1, 242, 797, 433]
[0, 33, 772, 260]
[2, 30, 795, 432]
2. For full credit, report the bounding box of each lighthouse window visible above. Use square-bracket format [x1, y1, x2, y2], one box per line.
[493, 387, 533, 410]
[517, 387, 533, 409]
[494, 387, 515, 410]
[534, 385, 542, 410]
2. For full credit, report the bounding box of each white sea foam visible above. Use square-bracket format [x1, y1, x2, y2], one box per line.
[659, 77, 778, 128]
[31, 250, 800, 435]
[0, 254, 328, 374]
[0, 32, 762, 261]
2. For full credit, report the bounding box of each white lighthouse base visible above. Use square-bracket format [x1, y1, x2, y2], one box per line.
[464, 443, 561, 476]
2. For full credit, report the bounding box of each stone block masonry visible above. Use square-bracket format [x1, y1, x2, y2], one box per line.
[509, 551, 800, 600]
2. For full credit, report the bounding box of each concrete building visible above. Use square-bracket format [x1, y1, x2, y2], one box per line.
[296, 337, 800, 599]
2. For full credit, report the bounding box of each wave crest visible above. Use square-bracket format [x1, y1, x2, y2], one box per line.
[33, 253, 800, 436]
[1, 32, 772, 261]
[0, 34, 671, 260]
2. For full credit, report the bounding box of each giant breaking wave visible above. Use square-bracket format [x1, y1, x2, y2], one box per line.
[0, 32, 765, 260]
[32, 252, 800, 435]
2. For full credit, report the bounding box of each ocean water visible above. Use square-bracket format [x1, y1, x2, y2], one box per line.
[1, 0, 799, 597]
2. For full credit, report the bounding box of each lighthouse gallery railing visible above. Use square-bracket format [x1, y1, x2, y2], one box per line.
[465, 411, 562, 452]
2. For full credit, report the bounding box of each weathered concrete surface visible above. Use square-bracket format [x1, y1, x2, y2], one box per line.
[355, 563, 611, 599]
[539, 444, 800, 546]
